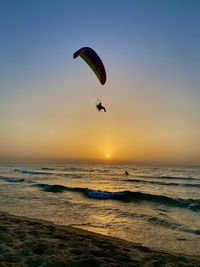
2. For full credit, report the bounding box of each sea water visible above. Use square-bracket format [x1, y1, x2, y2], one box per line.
[0, 162, 200, 255]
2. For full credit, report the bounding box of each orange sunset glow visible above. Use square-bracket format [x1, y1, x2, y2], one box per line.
[0, 1, 200, 165]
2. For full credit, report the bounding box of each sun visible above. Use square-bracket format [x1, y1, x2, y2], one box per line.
[106, 154, 110, 158]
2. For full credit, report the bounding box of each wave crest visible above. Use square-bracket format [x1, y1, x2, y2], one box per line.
[34, 184, 200, 212]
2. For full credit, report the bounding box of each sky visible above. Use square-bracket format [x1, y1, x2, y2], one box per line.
[0, 0, 200, 163]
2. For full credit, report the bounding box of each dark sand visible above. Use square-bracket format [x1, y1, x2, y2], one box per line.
[0, 212, 199, 267]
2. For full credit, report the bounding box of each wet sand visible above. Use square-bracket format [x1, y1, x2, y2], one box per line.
[0, 212, 199, 267]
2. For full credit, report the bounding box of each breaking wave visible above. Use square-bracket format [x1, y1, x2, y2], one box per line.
[148, 217, 200, 236]
[34, 184, 200, 212]
[0, 176, 25, 183]
[15, 169, 52, 175]
[136, 175, 199, 181]
[125, 179, 200, 188]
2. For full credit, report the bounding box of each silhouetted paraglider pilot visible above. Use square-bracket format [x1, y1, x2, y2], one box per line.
[96, 102, 106, 112]
[73, 47, 107, 112]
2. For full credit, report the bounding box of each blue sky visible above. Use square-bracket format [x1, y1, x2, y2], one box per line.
[1, 0, 200, 162]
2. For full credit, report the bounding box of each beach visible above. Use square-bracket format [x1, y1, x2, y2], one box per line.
[1, 163, 200, 256]
[0, 211, 200, 267]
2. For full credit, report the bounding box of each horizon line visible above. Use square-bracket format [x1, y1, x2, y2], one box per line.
[0, 157, 199, 166]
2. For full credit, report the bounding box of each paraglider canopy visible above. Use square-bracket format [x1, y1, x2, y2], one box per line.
[73, 47, 106, 85]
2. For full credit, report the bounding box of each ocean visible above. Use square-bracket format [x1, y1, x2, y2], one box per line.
[0, 162, 200, 255]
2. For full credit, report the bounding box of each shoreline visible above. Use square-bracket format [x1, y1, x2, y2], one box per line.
[0, 211, 200, 266]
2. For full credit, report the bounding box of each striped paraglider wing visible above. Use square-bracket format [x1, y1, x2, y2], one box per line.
[73, 47, 106, 85]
